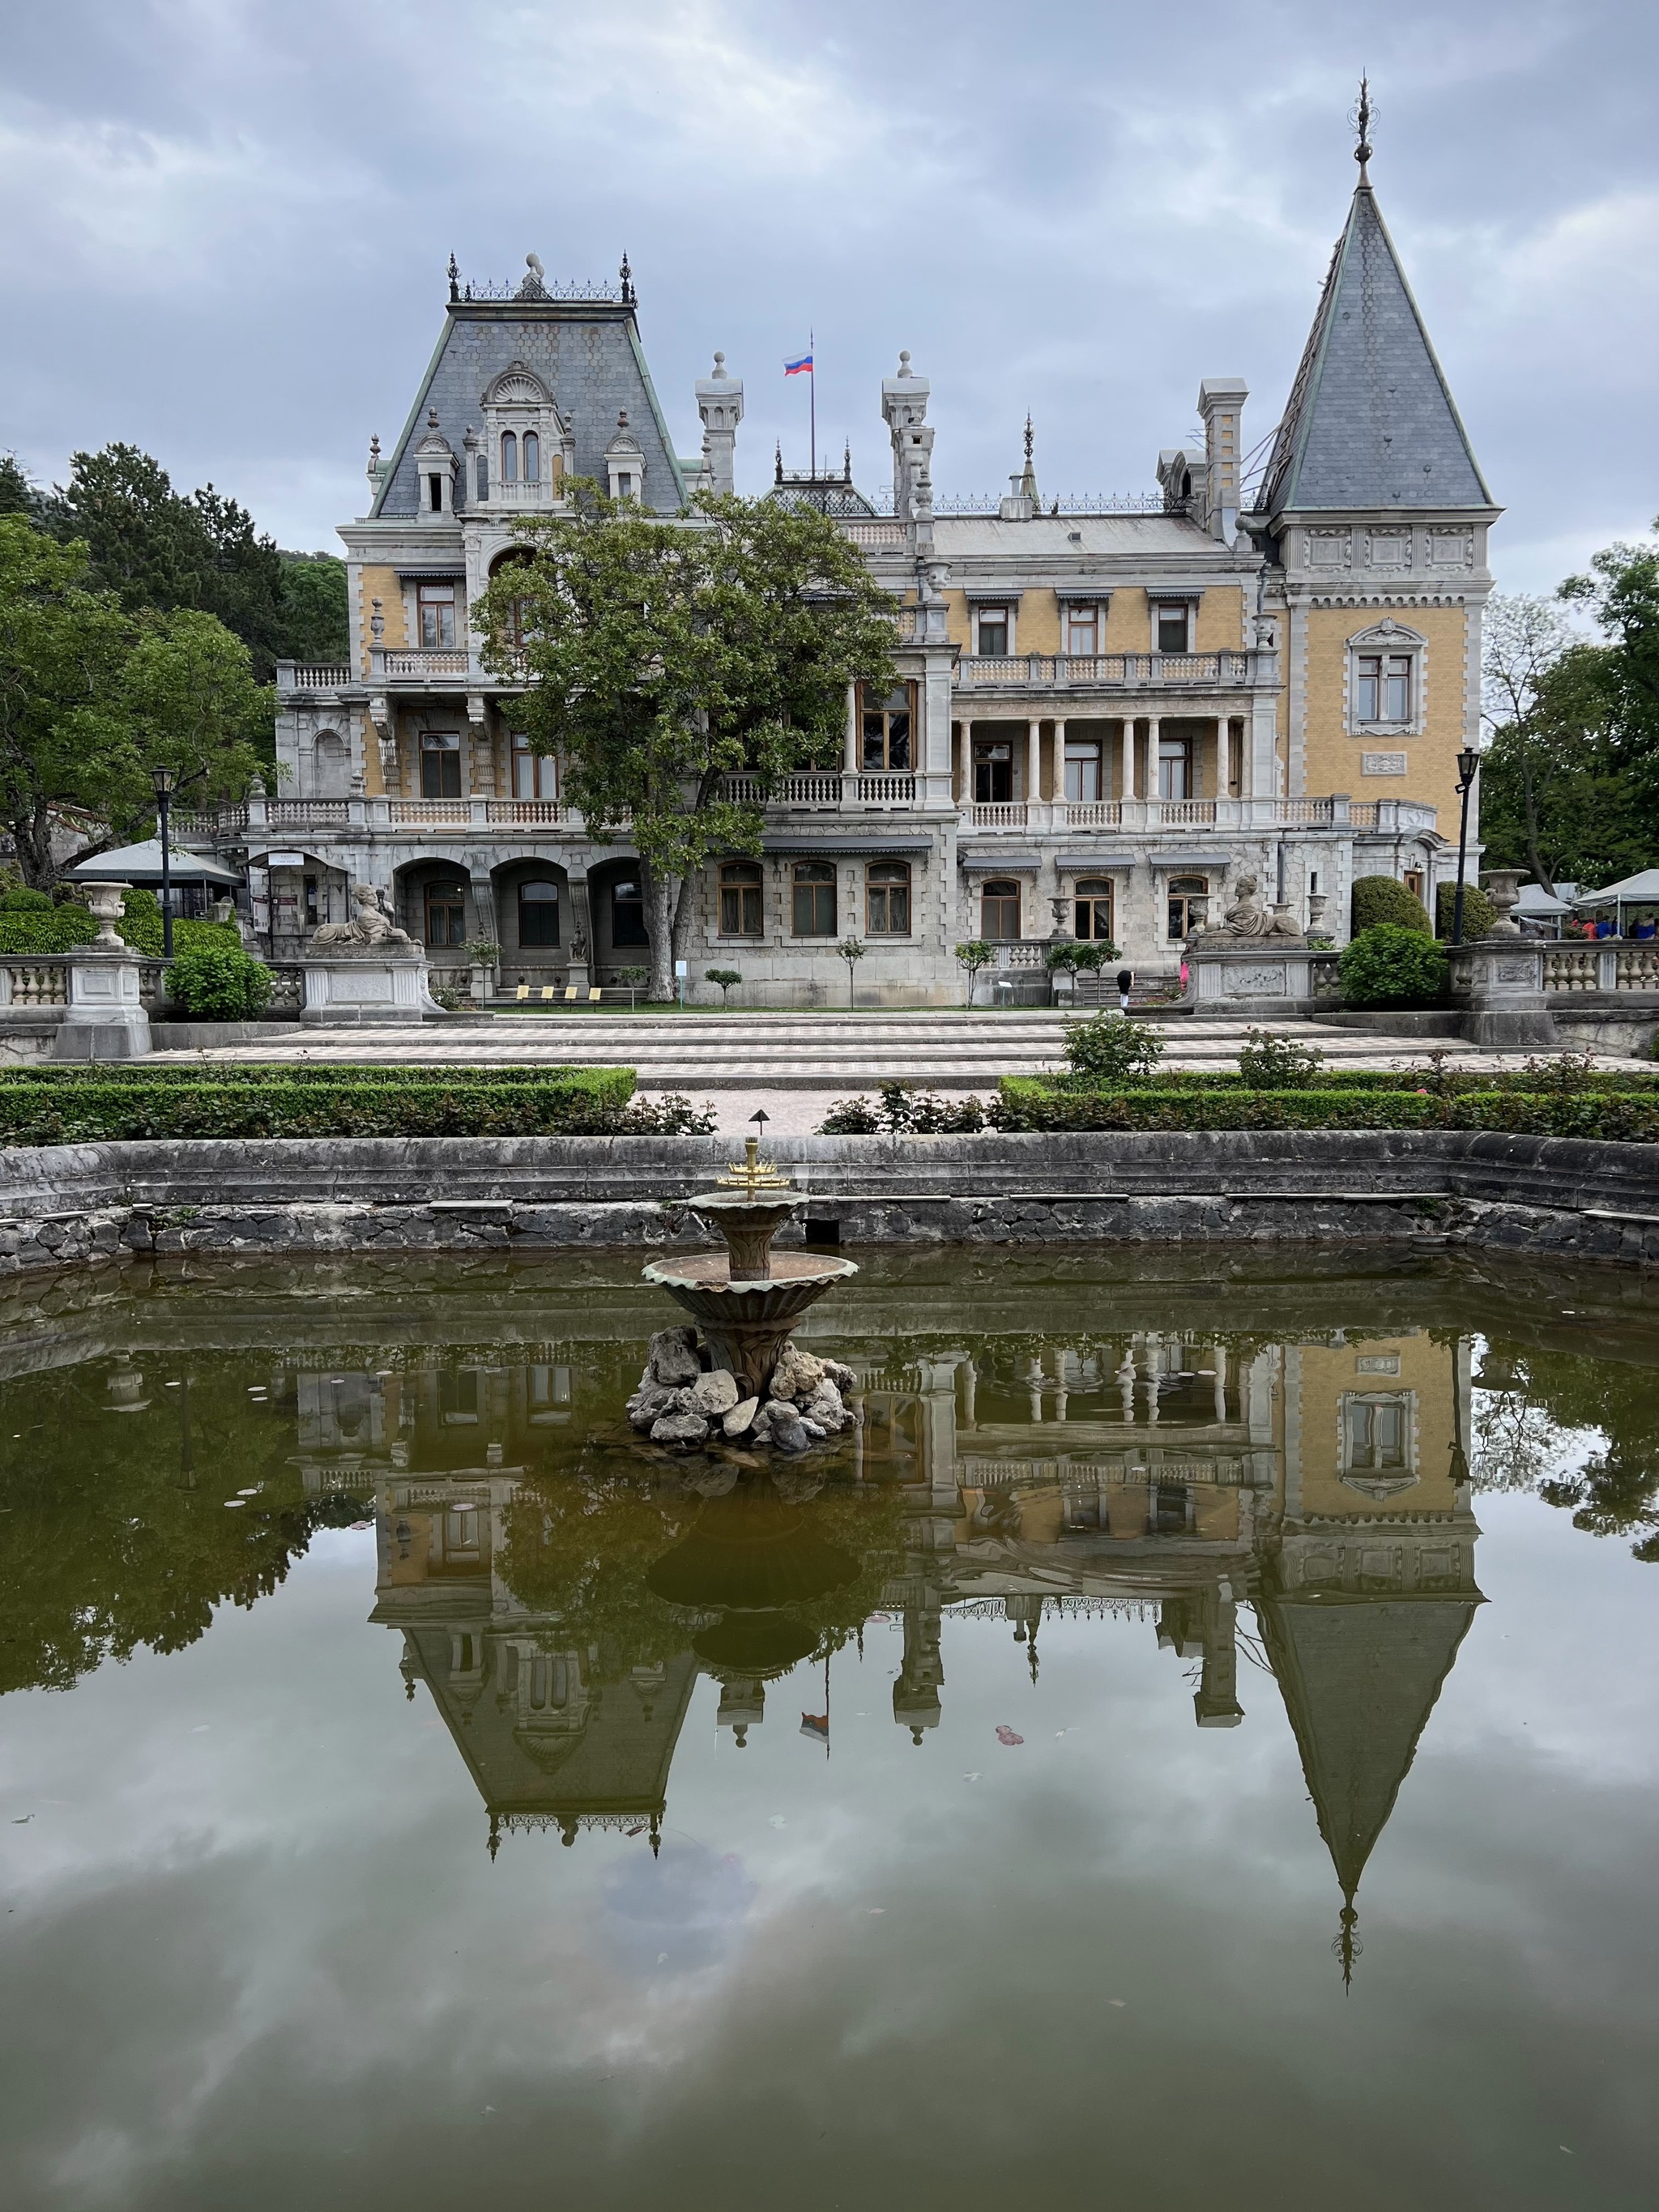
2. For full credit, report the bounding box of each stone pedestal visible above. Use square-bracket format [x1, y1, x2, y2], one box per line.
[1448, 936, 1559, 1050]
[299, 950, 447, 1024]
[52, 886, 152, 1059]
[1190, 944, 1318, 1017]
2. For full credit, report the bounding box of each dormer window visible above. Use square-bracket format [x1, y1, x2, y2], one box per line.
[427, 471, 446, 512]
[522, 431, 539, 484]
[480, 362, 571, 505]
[501, 431, 518, 485]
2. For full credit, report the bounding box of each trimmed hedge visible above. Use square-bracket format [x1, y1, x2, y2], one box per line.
[0, 1068, 731, 1144]
[1001, 1064, 1659, 1097]
[1339, 923, 1448, 1006]
[994, 1076, 1659, 1140]
[1434, 880, 1498, 940]
[0, 1063, 636, 1088]
[0, 884, 239, 961]
[1350, 875, 1432, 936]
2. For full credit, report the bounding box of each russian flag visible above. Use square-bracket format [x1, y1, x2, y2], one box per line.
[783, 352, 813, 376]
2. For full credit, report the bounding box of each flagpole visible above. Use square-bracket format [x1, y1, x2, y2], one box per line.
[809, 326, 816, 477]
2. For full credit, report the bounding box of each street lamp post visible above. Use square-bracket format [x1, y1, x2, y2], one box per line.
[1451, 744, 1481, 947]
[151, 764, 177, 958]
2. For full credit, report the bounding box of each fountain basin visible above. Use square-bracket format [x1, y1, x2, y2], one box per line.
[642, 1251, 857, 1400]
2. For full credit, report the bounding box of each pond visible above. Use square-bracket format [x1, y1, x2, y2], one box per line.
[2, 1247, 1657, 2210]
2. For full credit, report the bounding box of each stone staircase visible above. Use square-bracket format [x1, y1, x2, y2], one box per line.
[153, 1008, 1488, 1089]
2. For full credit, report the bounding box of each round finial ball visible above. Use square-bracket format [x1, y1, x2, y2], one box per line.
[899, 350, 911, 369]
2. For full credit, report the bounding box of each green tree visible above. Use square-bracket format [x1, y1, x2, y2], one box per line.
[277, 550, 350, 663]
[476, 485, 897, 1002]
[0, 451, 46, 522]
[0, 518, 270, 889]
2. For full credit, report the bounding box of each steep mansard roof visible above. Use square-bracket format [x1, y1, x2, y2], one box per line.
[372, 298, 685, 519]
[1260, 184, 1494, 518]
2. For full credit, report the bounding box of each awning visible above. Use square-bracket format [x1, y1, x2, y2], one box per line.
[70, 839, 242, 886]
[1055, 853, 1137, 871]
[959, 850, 1040, 872]
[761, 837, 933, 859]
[1150, 851, 1238, 869]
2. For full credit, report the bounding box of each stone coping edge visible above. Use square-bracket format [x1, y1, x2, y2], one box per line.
[5, 1130, 1659, 1274]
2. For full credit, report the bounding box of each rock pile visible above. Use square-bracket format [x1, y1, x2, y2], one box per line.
[626, 1326, 860, 1454]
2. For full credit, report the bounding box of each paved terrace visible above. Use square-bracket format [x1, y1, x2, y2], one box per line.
[148, 1010, 1648, 1137]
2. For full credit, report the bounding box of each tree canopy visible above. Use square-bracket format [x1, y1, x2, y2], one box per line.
[5, 443, 348, 677]
[476, 486, 898, 998]
[1479, 552, 1659, 893]
[0, 517, 271, 888]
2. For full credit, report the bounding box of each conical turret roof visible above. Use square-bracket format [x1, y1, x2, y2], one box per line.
[1260, 183, 1495, 518]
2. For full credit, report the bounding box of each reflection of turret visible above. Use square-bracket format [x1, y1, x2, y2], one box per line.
[893, 1600, 944, 1741]
[1257, 1524, 1482, 1979]
[715, 1671, 766, 1745]
[1159, 1586, 1244, 1727]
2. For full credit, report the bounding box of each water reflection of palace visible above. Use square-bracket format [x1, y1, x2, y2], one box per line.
[286, 1318, 1482, 1958]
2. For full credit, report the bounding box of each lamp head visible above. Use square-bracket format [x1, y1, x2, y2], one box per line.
[1456, 745, 1480, 791]
[151, 763, 177, 799]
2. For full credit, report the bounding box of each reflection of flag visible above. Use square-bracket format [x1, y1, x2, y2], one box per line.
[784, 352, 813, 376]
[800, 1712, 829, 1741]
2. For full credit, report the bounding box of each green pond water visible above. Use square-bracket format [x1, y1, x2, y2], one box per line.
[2, 1247, 1657, 2210]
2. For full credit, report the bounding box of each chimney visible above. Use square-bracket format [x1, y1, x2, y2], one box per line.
[1197, 377, 1247, 542]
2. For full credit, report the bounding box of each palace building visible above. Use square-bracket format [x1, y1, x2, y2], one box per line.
[189, 136, 1497, 1000]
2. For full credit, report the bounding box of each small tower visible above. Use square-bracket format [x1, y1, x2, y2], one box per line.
[604, 410, 645, 504]
[694, 352, 744, 497]
[881, 350, 934, 545]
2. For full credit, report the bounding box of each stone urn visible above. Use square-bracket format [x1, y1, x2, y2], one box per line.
[83, 880, 128, 948]
[1481, 870, 1525, 937]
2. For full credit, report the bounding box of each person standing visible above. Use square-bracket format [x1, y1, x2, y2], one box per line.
[1116, 965, 1134, 1015]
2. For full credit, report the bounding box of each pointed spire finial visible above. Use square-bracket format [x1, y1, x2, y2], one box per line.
[1352, 74, 1375, 184]
[1333, 1894, 1362, 1988]
[620, 250, 634, 304]
[447, 252, 459, 302]
[1023, 411, 1034, 464]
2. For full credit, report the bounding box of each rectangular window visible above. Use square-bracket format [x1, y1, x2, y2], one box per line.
[719, 863, 764, 936]
[1064, 738, 1102, 802]
[1158, 733, 1192, 801]
[1344, 1395, 1411, 1472]
[1154, 602, 1191, 654]
[612, 879, 650, 947]
[1073, 879, 1114, 941]
[791, 863, 837, 937]
[420, 731, 463, 799]
[517, 880, 560, 947]
[980, 880, 1020, 940]
[510, 733, 557, 801]
[866, 862, 911, 936]
[975, 606, 1010, 655]
[860, 684, 914, 771]
[424, 880, 467, 947]
[418, 582, 457, 650]
[1358, 653, 1414, 723]
[1064, 605, 1099, 657]
[428, 473, 444, 512]
[1166, 875, 1209, 943]
[615, 472, 633, 499]
[973, 740, 1013, 803]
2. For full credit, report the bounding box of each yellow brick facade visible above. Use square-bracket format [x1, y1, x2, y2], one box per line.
[1299, 603, 1472, 824]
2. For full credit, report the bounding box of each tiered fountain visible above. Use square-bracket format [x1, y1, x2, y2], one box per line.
[629, 1133, 860, 1451]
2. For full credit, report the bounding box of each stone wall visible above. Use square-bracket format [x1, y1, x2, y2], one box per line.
[6, 1130, 1659, 1275]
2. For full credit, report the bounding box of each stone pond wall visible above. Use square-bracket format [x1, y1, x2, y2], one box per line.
[6, 1131, 1659, 1274]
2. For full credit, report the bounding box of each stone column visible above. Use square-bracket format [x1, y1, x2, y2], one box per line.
[1146, 716, 1162, 806]
[566, 869, 592, 991]
[1212, 1345, 1228, 1425]
[958, 1355, 977, 1432]
[1217, 717, 1230, 799]
[1027, 1355, 1044, 1425]
[1026, 718, 1042, 807]
[954, 722, 969, 806]
[843, 681, 859, 777]
[1053, 718, 1067, 811]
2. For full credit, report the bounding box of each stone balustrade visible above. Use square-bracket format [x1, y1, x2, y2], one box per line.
[1543, 943, 1659, 993]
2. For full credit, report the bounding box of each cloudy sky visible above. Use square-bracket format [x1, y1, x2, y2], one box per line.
[2, 0, 1653, 592]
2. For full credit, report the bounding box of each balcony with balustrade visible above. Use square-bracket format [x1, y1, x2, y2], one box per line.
[959, 795, 1439, 836]
[956, 648, 1270, 699]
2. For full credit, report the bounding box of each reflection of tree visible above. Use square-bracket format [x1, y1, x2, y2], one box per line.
[1474, 1343, 1659, 1561]
[497, 1455, 910, 1677]
[0, 1364, 369, 1694]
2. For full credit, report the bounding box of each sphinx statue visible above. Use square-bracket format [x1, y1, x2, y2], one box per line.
[1194, 873, 1305, 944]
[313, 881, 416, 950]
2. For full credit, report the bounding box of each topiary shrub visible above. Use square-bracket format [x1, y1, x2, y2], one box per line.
[1435, 880, 1497, 940]
[162, 938, 274, 1021]
[1339, 923, 1448, 1006]
[1236, 1028, 1328, 1089]
[1350, 875, 1432, 936]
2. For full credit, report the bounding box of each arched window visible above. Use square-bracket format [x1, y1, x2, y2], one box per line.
[719, 860, 764, 936]
[510, 733, 557, 802]
[612, 877, 649, 947]
[981, 878, 1020, 940]
[791, 862, 837, 937]
[424, 879, 467, 947]
[1073, 877, 1115, 941]
[516, 880, 560, 948]
[501, 430, 518, 485]
[1166, 874, 1208, 943]
[522, 430, 539, 484]
[866, 860, 911, 936]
